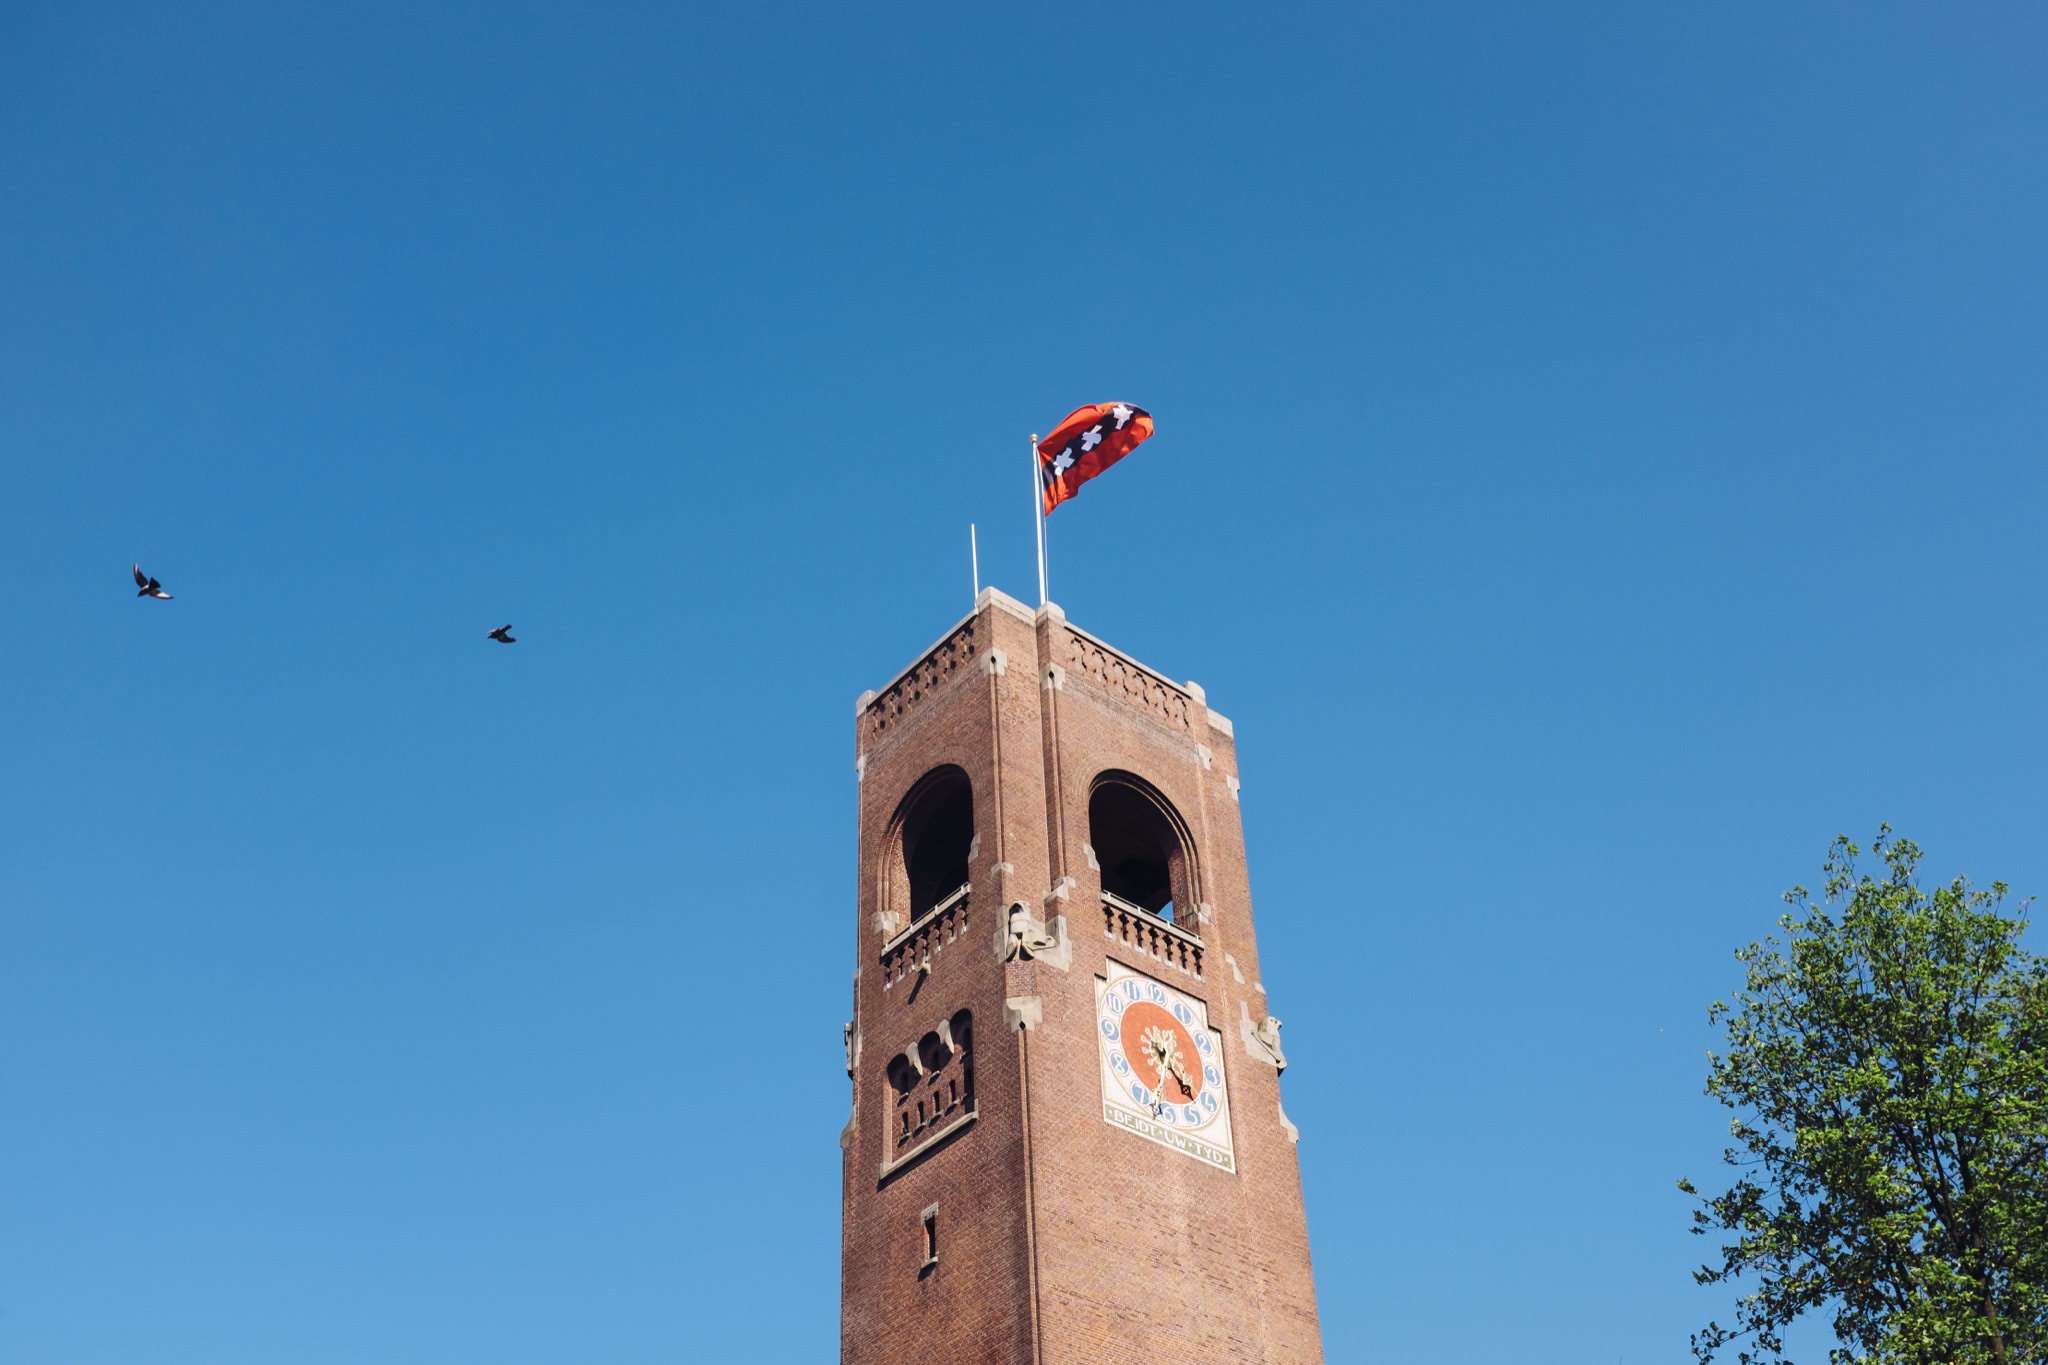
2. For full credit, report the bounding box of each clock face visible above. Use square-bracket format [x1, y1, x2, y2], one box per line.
[1096, 961, 1235, 1172]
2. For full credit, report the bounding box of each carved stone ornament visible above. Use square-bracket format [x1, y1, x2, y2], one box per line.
[1256, 1015, 1287, 1071]
[1239, 1001, 1288, 1073]
[998, 900, 1071, 970]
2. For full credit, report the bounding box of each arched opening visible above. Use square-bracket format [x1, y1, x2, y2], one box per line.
[884, 1009, 977, 1169]
[1088, 773, 1196, 927]
[888, 765, 974, 923]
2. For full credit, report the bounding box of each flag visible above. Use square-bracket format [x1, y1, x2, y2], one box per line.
[1038, 402, 1154, 515]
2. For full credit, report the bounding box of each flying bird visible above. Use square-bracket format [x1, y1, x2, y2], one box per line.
[487, 625, 516, 643]
[132, 564, 172, 599]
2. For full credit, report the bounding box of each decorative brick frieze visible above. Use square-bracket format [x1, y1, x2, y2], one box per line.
[1064, 631, 1194, 733]
[862, 617, 980, 740]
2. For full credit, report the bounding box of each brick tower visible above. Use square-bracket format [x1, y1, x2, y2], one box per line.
[841, 590, 1323, 1364]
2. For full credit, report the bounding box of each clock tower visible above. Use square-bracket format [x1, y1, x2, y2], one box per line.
[841, 590, 1323, 1364]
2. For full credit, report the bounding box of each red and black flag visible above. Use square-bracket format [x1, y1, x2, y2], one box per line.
[1038, 402, 1154, 515]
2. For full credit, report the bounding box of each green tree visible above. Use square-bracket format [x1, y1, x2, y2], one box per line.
[1681, 828, 2048, 1365]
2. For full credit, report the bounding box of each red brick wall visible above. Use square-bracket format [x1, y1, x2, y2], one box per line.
[843, 592, 1323, 1364]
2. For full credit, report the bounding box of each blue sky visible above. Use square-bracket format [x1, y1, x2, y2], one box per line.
[4, 4, 2044, 1361]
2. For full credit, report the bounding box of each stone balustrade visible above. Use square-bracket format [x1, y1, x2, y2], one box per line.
[1102, 890, 1203, 979]
[880, 883, 972, 988]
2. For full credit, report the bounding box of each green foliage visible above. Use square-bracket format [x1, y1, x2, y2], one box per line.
[1682, 828, 2048, 1365]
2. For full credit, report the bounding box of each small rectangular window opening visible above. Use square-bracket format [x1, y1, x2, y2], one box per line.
[919, 1205, 939, 1274]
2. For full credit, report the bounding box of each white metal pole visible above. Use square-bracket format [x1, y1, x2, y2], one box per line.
[1031, 433, 1048, 606]
[970, 523, 980, 602]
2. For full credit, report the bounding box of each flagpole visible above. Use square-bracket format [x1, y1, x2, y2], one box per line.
[1030, 433, 1048, 606]
[970, 523, 980, 602]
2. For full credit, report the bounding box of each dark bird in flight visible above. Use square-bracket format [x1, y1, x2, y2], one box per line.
[487, 625, 516, 643]
[132, 564, 172, 599]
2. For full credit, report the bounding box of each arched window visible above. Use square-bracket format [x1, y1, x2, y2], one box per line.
[886, 765, 974, 922]
[1089, 772, 1197, 927]
[885, 1009, 976, 1166]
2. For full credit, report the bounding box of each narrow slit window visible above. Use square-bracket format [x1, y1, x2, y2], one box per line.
[920, 1206, 939, 1271]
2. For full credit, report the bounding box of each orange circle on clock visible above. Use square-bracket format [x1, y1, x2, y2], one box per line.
[1117, 1001, 1204, 1104]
